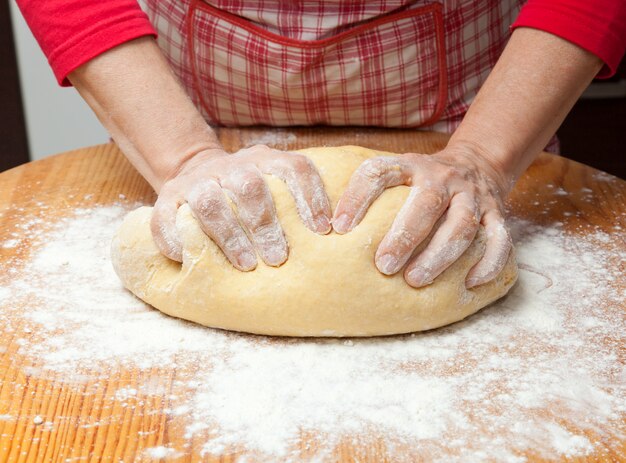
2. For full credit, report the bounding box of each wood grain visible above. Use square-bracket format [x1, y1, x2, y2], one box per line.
[0, 129, 624, 462]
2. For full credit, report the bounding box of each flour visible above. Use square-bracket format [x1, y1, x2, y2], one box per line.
[144, 446, 182, 459]
[244, 130, 297, 150]
[1, 239, 19, 249]
[0, 286, 9, 304]
[0, 205, 624, 462]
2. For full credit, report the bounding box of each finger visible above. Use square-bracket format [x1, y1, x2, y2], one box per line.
[186, 180, 257, 271]
[220, 166, 288, 267]
[151, 192, 183, 262]
[256, 150, 332, 234]
[465, 210, 512, 288]
[332, 156, 411, 234]
[403, 193, 479, 288]
[374, 186, 450, 275]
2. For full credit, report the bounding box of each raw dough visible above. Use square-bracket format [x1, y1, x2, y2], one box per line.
[111, 146, 518, 337]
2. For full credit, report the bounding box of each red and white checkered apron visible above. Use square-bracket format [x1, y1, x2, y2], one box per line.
[142, 0, 524, 134]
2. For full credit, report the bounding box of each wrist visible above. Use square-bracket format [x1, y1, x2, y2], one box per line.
[156, 145, 225, 190]
[443, 138, 518, 196]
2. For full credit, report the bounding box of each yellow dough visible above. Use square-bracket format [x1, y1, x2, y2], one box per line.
[111, 146, 518, 337]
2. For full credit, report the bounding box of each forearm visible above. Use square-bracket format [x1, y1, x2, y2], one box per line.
[69, 37, 221, 191]
[448, 27, 603, 193]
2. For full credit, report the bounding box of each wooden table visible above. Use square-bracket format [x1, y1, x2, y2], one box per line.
[0, 128, 624, 462]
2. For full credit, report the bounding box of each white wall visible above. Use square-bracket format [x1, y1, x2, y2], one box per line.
[9, 2, 109, 161]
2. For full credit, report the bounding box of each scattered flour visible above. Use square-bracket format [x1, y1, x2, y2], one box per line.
[144, 446, 182, 459]
[244, 130, 298, 150]
[1, 239, 19, 249]
[0, 205, 624, 462]
[0, 286, 9, 304]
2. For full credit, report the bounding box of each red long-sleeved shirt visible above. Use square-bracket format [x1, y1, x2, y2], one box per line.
[15, 0, 626, 87]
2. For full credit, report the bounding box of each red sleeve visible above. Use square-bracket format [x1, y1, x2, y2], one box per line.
[512, 0, 626, 78]
[15, 0, 157, 87]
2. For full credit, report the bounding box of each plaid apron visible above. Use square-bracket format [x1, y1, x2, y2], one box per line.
[143, 0, 524, 133]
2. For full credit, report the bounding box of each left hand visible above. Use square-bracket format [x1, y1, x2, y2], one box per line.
[331, 148, 513, 289]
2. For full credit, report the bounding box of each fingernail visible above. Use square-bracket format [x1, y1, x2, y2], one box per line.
[238, 251, 257, 270]
[333, 214, 352, 233]
[377, 254, 399, 275]
[407, 267, 430, 287]
[315, 215, 331, 234]
[264, 248, 287, 267]
[465, 277, 480, 289]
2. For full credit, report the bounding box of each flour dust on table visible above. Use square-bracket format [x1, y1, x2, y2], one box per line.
[0, 203, 624, 462]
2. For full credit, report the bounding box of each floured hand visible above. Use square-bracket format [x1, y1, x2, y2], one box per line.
[332, 148, 512, 289]
[151, 145, 332, 270]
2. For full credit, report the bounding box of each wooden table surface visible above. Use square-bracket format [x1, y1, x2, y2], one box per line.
[0, 128, 624, 462]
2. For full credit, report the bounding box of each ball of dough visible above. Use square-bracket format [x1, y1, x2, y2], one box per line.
[111, 146, 517, 337]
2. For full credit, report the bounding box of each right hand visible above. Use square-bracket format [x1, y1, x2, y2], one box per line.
[151, 145, 332, 270]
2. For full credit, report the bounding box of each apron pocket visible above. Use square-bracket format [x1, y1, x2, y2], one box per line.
[186, 0, 447, 127]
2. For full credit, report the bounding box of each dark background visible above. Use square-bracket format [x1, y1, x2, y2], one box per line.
[558, 60, 626, 179]
[1, 1, 29, 172]
[1, 3, 624, 178]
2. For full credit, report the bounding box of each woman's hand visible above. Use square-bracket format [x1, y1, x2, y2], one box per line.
[332, 148, 512, 289]
[152, 145, 332, 270]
